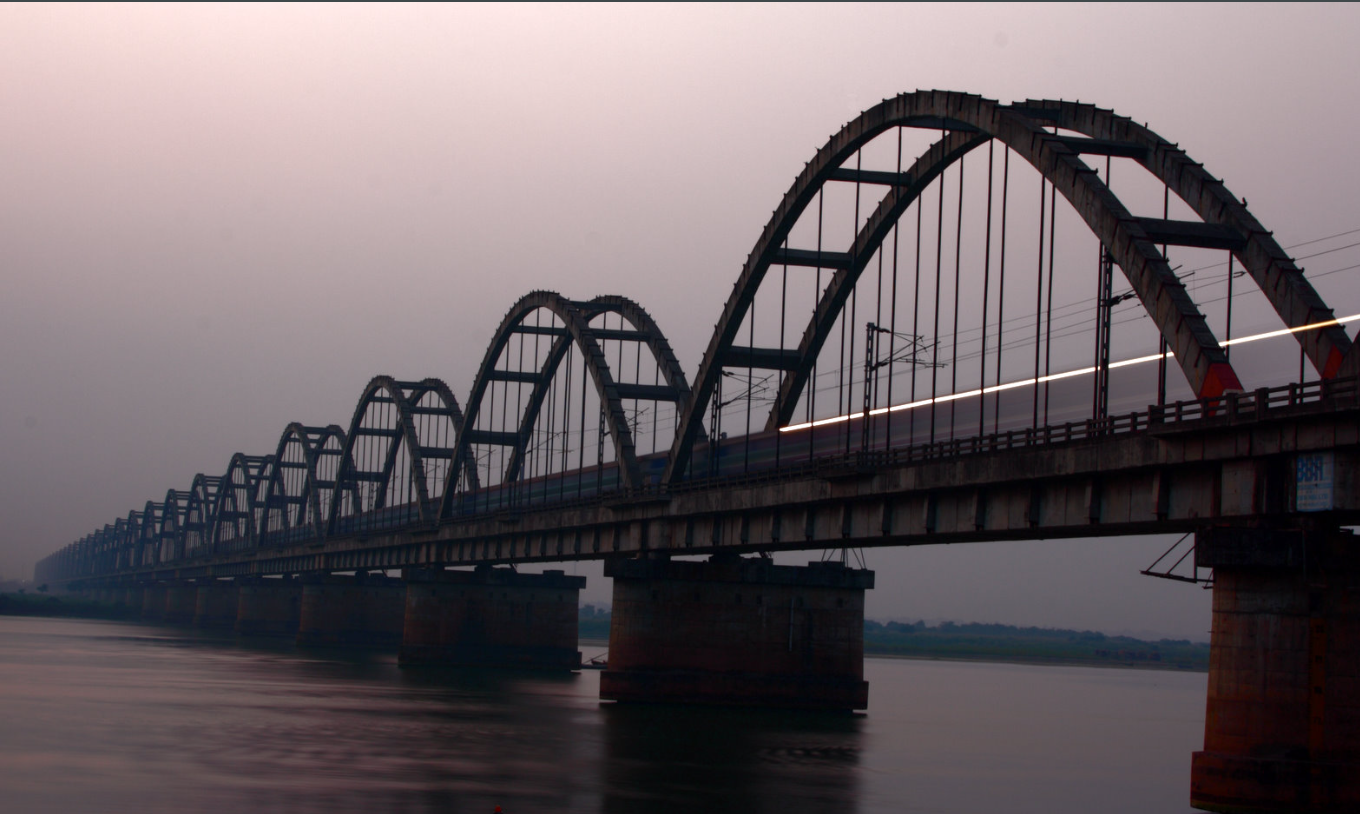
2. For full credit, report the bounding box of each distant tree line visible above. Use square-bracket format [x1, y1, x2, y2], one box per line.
[862, 619, 1207, 670]
[577, 605, 1208, 671]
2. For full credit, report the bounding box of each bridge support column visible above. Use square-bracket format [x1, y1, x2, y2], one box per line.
[164, 583, 199, 624]
[1191, 528, 1360, 813]
[296, 573, 407, 648]
[124, 587, 142, 608]
[141, 584, 168, 621]
[193, 580, 240, 629]
[235, 577, 303, 638]
[399, 566, 584, 669]
[600, 556, 874, 710]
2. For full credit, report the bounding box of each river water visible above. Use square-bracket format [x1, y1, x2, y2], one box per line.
[0, 616, 1205, 813]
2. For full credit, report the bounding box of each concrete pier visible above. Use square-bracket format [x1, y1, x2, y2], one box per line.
[1190, 529, 1360, 813]
[600, 556, 873, 710]
[164, 583, 199, 624]
[193, 580, 240, 629]
[235, 577, 303, 638]
[400, 566, 584, 669]
[141, 584, 168, 621]
[296, 573, 407, 648]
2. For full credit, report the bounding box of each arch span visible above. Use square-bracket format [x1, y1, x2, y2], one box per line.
[1017, 98, 1353, 380]
[327, 376, 473, 534]
[497, 294, 696, 487]
[438, 290, 688, 517]
[138, 501, 165, 566]
[665, 90, 1350, 483]
[210, 453, 274, 553]
[158, 489, 192, 563]
[259, 423, 350, 545]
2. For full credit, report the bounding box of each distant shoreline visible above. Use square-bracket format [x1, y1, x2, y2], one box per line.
[577, 636, 1204, 672]
[861, 649, 1207, 673]
[577, 614, 1209, 673]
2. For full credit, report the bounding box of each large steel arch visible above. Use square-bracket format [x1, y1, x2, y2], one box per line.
[499, 294, 696, 486]
[664, 90, 1346, 483]
[1016, 98, 1354, 380]
[326, 376, 473, 533]
[438, 291, 653, 518]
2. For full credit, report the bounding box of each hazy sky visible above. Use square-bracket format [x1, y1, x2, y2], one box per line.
[4, 4, 1359, 639]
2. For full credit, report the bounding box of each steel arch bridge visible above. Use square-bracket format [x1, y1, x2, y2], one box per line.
[37, 90, 1360, 584]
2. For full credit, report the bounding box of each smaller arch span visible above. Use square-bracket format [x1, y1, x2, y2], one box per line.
[137, 501, 165, 567]
[498, 294, 698, 488]
[158, 489, 193, 563]
[260, 423, 350, 545]
[210, 453, 274, 553]
[439, 290, 681, 519]
[327, 376, 474, 535]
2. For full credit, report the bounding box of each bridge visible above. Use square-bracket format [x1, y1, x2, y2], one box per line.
[34, 91, 1360, 813]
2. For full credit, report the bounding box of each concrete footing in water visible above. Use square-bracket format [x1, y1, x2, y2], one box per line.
[193, 581, 240, 629]
[141, 584, 168, 621]
[235, 578, 303, 638]
[1190, 528, 1360, 813]
[600, 555, 874, 711]
[164, 583, 199, 624]
[296, 573, 407, 648]
[400, 566, 584, 669]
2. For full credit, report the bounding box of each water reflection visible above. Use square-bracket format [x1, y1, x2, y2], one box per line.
[0, 617, 1204, 814]
[602, 704, 862, 814]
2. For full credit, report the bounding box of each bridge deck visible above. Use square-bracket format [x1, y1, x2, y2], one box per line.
[86, 378, 1360, 585]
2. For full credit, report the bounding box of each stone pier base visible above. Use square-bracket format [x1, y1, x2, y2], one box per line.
[164, 584, 199, 624]
[600, 556, 873, 711]
[400, 566, 584, 669]
[193, 581, 240, 629]
[296, 573, 407, 648]
[1191, 529, 1360, 813]
[141, 584, 168, 621]
[235, 578, 303, 638]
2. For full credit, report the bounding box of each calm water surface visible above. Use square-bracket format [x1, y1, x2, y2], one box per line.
[0, 616, 1204, 813]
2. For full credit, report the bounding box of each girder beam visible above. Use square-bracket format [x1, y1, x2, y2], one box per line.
[512, 325, 568, 337]
[613, 383, 680, 401]
[1136, 217, 1246, 251]
[485, 369, 544, 384]
[463, 429, 521, 447]
[827, 167, 914, 186]
[769, 247, 854, 270]
[590, 327, 649, 341]
[722, 346, 802, 371]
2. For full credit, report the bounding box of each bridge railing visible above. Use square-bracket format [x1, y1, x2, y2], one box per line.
[672, 376, 1358, 493]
